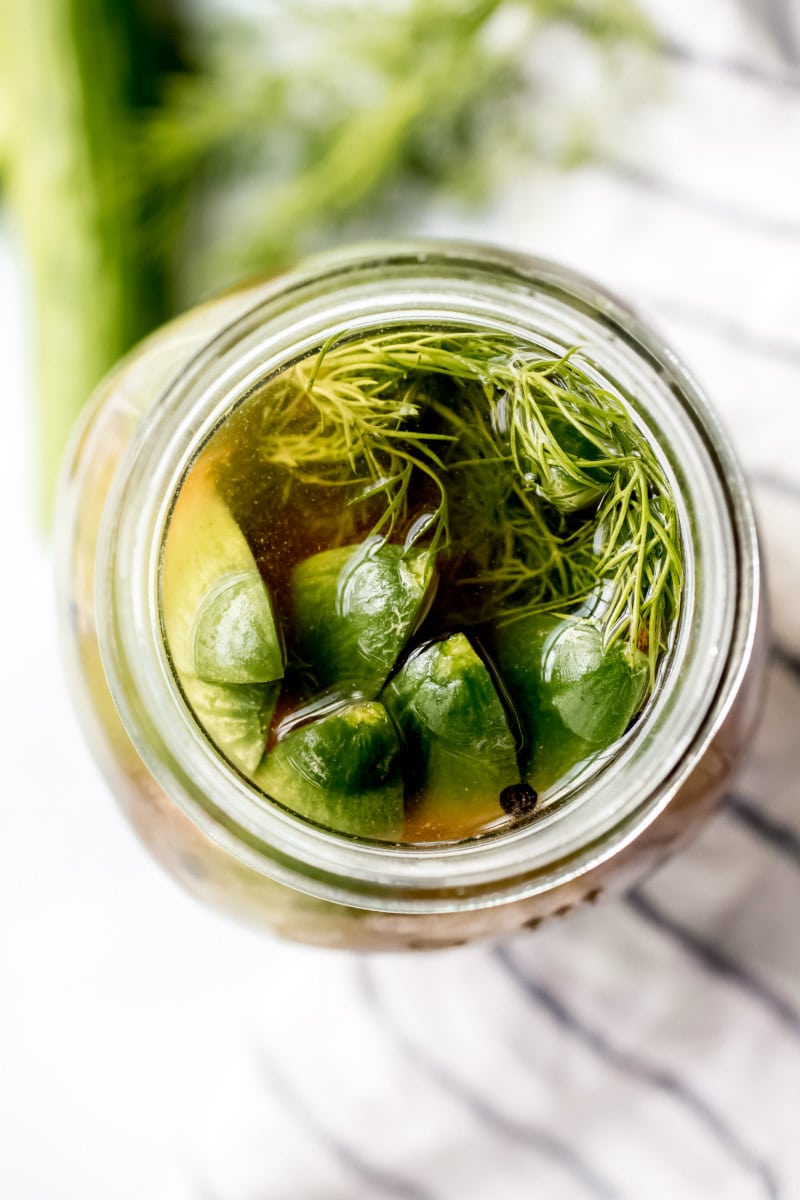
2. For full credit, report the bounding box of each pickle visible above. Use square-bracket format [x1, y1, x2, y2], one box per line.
[192, 571, 282, 685]
[382, 633, 519, 838]
[183, 676, 278, 775]
[289, 537, 435, 698]
[253, 702, 404, 840]
[491, 614, 649, 790]
[163, 462, 283, 684]
[535, 416, 614, 513]
[162, 462, 283, 770]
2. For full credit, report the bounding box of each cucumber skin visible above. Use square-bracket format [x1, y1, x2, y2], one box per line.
[162, 465, 284, 683]
[162, 466, 284, 769]
[289, 539, 435, 699]
[193, 572, 284, 685]
[382, 634, 519, 834]
[491, 614, 649, 791]
[253, 702, 405, 841]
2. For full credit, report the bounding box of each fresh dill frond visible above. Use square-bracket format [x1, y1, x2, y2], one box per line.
[253, 327, 682, 680]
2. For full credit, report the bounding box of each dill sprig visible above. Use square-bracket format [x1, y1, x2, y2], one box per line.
[493, 353, 682, 676]
[257, 328, 682, 679]
[259, 335, 458, 554]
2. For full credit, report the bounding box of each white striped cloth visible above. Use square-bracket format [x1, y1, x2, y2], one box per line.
[2, 2, 800, 1198]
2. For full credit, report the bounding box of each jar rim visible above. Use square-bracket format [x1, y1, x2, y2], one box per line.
[95, 240, 760, 912]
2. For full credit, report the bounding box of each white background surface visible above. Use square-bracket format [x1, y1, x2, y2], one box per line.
[3, 2, 800, 1198]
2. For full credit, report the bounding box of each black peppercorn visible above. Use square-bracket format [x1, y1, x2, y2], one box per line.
[499, 782, 539, 816]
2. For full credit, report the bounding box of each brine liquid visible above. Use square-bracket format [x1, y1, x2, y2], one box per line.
[162, 325, 678, 843]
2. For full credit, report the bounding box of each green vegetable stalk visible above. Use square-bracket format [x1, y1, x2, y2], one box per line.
[0, 0, 175, 517]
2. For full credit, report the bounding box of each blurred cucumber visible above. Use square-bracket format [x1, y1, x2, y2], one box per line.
[0, 0, 183, 518]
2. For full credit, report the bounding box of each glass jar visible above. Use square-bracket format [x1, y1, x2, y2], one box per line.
[56, 242, 766, 950]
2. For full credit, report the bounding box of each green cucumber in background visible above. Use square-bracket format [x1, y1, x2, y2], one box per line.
[253, 702, 405, 841]
[289, 539, 436, 699]
[0, 0, 178, 518]
[382, 633, 519, 838]
[491, 614, 649, 791]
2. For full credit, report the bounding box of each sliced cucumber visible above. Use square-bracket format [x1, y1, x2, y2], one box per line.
[289, 537, 435, 698]
[162, 462, 283, 770]
[183, 675, 279, 775]
[193, 571, 283, 685]
[253, 701, 404, 841]
[162, 461, 283, 685]
[382, 633, 519, 838]
[491, 614, 649, 791]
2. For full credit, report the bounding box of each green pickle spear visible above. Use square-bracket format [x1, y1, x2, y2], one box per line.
[181, 676, 279, 775]
[491, 614, 649, 791]
[289, 537, 435, 698]
[162, 462, 283, 773]
[163, 463, 282, 685]
[253, 702, 405, 840]
[382, 633, 520, 838]
[193, 572, 282, 685]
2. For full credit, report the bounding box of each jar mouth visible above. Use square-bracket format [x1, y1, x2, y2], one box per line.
[96, 241, 759, 911]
